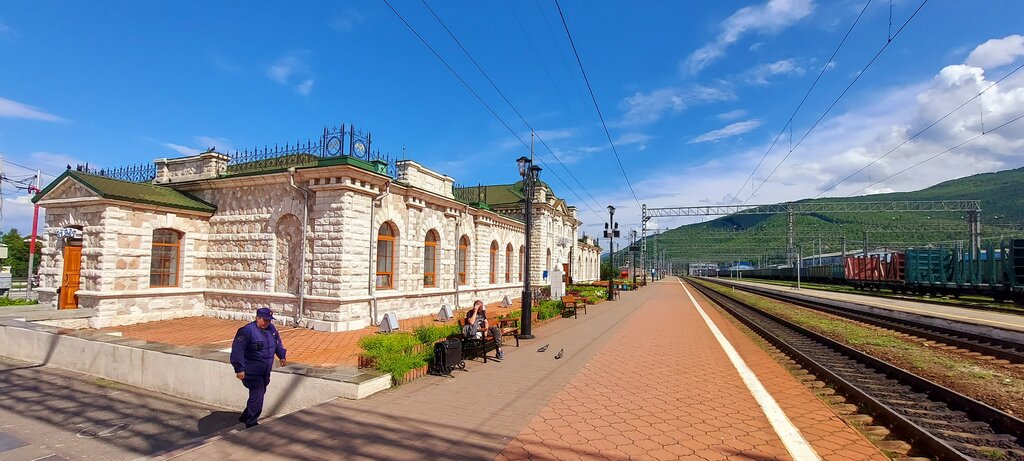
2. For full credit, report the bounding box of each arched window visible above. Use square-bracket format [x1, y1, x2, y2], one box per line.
[424, 230, 438, 288]
[519, 245, 525, 282]
[457, 236, 469, 286]
[546, 248, 552, 274]
[505, 243, 513, 282]
[376, 222, 397, 289]
[150, 229, 182, 287]
[489, 241, 498, 284]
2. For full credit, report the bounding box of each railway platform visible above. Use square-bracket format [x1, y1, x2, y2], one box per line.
[159, 279, 883, 461]
[718, 278, 1024, 333]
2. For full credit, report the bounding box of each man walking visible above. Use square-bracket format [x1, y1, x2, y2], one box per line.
[230, 307, 287, 428]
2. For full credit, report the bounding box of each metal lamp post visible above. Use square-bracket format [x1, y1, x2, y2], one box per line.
[605, 205, 619, 301]
[631, 229, 638, 287]
[517, 156, 541, 339]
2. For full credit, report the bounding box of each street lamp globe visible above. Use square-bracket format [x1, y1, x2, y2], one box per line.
[517, 156, 530, 178]
[529, 164, 542, 181]
[608, 205, 615, 216]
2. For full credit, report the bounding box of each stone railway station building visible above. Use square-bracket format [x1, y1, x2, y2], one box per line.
[32, 125, 602, 331]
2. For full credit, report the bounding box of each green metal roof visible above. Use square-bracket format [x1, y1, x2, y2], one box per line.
[33, 170, 217, 213]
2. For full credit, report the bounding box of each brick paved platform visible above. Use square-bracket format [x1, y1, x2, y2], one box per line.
[97, 300, 522, 368]
[160, 279, 885, 461]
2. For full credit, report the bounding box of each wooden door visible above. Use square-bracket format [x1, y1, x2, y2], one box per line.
[59, 244, 82, 309]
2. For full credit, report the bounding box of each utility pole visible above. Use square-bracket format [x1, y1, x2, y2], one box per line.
[863, 230, 869, 259]
[26, 171, 42, 298]
[841, 236, 847, 261]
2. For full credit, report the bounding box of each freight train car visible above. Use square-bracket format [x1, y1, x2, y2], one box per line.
[738, 239, 1024, 305]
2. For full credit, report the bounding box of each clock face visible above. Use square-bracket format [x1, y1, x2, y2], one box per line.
[353, 141, 367, 157]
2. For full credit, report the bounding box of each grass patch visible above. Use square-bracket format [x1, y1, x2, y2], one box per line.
[978, 447, 1006, 460]
[693, 278, 1024, 415]
[0, 297, 36, 307]
[92, 377, 120, 388]
[413, 323, 461, 345]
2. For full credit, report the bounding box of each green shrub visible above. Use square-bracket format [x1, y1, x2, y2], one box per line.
[0, 297, 36, 307]
[537, 300, 563, 320]
[375, 349, 431, 383]
[357, 333, 420, 360]
[413, 323, 461, 344]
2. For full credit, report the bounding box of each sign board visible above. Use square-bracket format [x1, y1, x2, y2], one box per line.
[55, 228, 82, 239]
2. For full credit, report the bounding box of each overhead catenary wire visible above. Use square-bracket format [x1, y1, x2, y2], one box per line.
[847, 112, 1024, 196]
[419, 0, 605, 215]
[553, 0, 642, 210]
[743, 0, 929, 204]
[381, 0, 605, 222]
[815, 61, 1024, 198]
[732, 0, 874, 204]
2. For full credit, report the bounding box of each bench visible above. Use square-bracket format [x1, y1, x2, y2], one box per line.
[560, 295, 587, 318]
[458, 318, 521, 363]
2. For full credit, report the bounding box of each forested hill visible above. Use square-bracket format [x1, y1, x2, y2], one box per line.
[638, 166, 1024, 265]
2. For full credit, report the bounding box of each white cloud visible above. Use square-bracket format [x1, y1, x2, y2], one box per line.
[685, 0, 814, 73]
[966, 34, 1024, 69]
[615, 132, 651, 150]
[615, 35, 1024, 234]
[534, 129, 575, 141]
[717, 109, 748, 120]
[296, 79, 315, 96]
[744, 59, 805, 85]
[620, 85, 734, 125]
[329, 9, 366, 33]
[689, 119, 763, 144]
[266, 52, 315, 95]
[0, 97, 64, 122]
[164, 143, 201, 156]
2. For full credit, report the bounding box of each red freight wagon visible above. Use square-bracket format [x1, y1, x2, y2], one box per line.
[844, 252, 905, 288]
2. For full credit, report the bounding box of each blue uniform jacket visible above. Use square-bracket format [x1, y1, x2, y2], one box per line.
[230, 322, 287, 375]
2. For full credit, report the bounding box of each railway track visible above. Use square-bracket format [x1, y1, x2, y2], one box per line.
[701, 277, 1024, 364]
[687, 280, 1024, 460]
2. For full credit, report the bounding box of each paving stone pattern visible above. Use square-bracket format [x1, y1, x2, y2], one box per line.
[161, 280, 885, 461]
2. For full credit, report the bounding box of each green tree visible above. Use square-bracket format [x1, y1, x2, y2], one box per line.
[600, 261, 615, 281]
[2, 229, 41, 277]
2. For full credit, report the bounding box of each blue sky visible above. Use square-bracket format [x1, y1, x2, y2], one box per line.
[2, 0, 1024, 240]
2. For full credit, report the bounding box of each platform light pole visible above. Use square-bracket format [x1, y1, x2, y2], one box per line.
[517, 156, 541, 340]
[630, 229, 638, 287]
[604, 205, 619, 301]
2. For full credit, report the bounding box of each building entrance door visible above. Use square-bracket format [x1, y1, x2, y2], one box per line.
[59, 244, 82, 309]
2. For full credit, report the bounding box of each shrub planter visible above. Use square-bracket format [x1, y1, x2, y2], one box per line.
[396, 364, 429, 385]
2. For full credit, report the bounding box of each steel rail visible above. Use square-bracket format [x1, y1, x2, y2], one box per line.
[687, 280, 1024, 460]
[702, 278, 1024, 364]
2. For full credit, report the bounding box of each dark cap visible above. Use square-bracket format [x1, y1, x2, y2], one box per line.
[256, 308, 275, 320]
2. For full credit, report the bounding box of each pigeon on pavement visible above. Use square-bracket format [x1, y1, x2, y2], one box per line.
[554, 348, 564, 359]
[537, 344, 549, 352]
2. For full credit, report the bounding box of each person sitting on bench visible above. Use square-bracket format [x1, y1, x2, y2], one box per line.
[464, 299, 505, 360]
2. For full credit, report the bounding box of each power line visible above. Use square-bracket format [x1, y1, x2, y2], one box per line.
[733, 0, 873, 203]
[0, 158, 59, 179]
[419, 0, 605, 215]
[743, 0, 929, 204]
[816, 61, 1024, 198]
[381, 0, 604, 222]
[847, 112, 1024, 196]
[553, 0, 642, 210]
